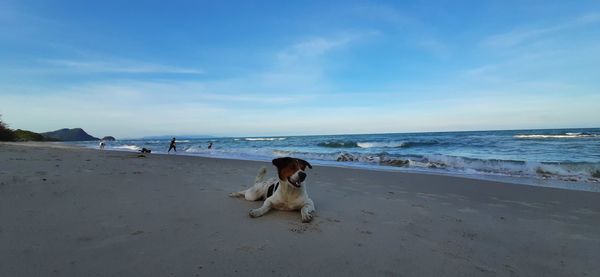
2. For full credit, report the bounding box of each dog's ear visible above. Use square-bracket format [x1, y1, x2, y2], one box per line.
[272, 157, 294, 170]
[296, 158, 312, 170]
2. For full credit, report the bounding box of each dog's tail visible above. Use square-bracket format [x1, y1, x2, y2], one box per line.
[255, 166, 267, 183]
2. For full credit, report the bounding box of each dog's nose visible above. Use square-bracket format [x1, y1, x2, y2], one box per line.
[298, 172, 306, 181]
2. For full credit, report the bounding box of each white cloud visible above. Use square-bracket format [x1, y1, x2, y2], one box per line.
[481, 13, 600, 48]
[276, 32, 370, 64]
[348, 2, 418, 26]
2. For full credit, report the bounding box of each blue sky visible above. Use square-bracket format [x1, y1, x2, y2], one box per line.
[1, 0, 599, 138]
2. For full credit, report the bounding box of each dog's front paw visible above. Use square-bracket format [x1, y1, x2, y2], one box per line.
[249, 209, 261, 218]
[301, 211, 314, 223]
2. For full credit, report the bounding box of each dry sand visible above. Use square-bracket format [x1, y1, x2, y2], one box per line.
[1, 142, 599, 276]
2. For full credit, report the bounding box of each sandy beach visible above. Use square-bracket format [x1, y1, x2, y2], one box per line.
[1, 142, 599, 277]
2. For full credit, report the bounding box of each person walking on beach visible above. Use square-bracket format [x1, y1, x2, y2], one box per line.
[168, 137, 177, 153]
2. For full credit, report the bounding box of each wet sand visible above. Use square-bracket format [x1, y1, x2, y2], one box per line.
[1, 142, 599, 276]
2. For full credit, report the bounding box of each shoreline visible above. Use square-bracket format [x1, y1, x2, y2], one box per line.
[1, 142, 599, 276]
[18, 141, 600, 193]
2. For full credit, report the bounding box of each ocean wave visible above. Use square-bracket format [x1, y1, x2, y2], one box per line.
[244, 137, 287, 141]
[317, 141, 359, 148]
[184, 145, 207, 153]
[317, 140, 440, 149]
[112, 145, 141, 151]
[387, 155, 600, 182]
[272, 149, 600, 183]
[514, 133, 598, 139]
[357, 140, 439, 148]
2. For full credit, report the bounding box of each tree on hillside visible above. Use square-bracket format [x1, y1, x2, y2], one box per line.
[0, 114, 16, 141]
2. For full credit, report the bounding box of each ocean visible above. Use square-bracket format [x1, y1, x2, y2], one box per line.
[72, 128, 600, 191]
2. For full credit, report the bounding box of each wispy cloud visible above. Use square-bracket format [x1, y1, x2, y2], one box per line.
[481, 12, 600, 48]
[41, 59, 204, 74]
[64, 80, 314, 105]
[348, 2, 418, 26]
[276, 32, 371, 64]
[0, 78, 311, 137]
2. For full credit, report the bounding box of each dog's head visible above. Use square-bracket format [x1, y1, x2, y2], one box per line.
[272, 157, 312, 188]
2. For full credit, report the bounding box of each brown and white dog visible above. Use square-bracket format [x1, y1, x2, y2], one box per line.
[229, 157, 315, 222]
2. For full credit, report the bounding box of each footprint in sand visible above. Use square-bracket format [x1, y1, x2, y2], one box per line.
[461, 231, 478, 240]
[474, 265, 495, 274]
[289, 222, 321, 233]
[355, 227, 373, 235]
[361, 209, 375, 215]
[237, 244, 266, 252]
[130, 230, 144, 236]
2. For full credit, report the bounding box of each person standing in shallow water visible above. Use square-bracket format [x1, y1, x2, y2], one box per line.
[168, 138, 177, 153]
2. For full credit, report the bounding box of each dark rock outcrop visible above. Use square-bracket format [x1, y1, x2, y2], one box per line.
[41, 128, 100, 141]
[337, 153, 357, 162]
[101, 136, 116, 141]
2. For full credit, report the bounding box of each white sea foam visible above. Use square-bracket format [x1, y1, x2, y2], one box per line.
[184, 145, 206, 153]
[245, 137, 286, 141]
[112, 145, 141, 151]
[271, 149, 600, 182]
[357, 140, 439, 148]
[514, 133, 597, 139]
[317, 140, 438, 149]
[357, 141, 406, 148]
[74, 128, 600, 186]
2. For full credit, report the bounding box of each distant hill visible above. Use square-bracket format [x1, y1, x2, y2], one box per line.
[102, 136, 116, 141]
[41, 128, 100, 141]
[13, 129, 48, 141]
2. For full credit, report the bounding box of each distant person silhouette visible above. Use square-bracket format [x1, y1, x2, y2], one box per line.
[208, 142, 213, 149]
[168, 138, 177, 153]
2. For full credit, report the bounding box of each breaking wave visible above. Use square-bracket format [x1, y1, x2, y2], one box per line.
[272, 150, 600, 183]
[317, 141, 358, 148]
[74, 127, 600, 188]
[112, 145, 141, 151]
[244, 137, 287, 141]
[357, 140, 440, 148]
[514, 132, 599, 139]
[318, 140, 440, 149]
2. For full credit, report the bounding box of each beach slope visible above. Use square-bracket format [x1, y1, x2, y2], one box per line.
[1, 143, 599, 276]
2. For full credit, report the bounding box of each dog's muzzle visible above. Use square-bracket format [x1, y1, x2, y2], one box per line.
[288, 172, 306, 188]
[298, 172, 307, 182]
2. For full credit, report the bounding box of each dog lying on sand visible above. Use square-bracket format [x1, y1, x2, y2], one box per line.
[230, 157, 315, 222]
